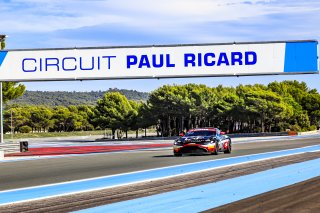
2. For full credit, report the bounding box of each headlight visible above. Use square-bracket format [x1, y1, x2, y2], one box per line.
[174, 140, 182, 145]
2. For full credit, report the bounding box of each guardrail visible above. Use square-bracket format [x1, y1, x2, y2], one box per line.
[0, 142, 21, 155]
[96, 130, 320, 142]
[227, 132, 293, 138]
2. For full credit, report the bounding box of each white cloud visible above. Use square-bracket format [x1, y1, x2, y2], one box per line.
[1, 0, 319, 34]
[2, 0, 319, 93]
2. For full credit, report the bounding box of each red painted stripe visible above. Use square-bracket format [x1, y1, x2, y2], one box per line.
[5, 144, 172, 157]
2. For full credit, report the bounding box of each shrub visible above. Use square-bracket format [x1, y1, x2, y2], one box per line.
[290, 124, 301, 132]
[309, 125, 317, 131]
[19, 125, 32, 133]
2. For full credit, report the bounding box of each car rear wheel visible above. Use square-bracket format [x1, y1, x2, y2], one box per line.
[224, 140, 232, 154]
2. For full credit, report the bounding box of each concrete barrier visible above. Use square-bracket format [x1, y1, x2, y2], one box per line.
[298, 130, 319, 135]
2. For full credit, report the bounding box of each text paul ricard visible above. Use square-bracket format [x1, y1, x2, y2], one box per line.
[21, 51, 257, 72]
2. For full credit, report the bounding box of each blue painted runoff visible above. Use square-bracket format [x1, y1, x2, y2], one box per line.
[1, 145, 320, 205]
[77, 157, 320, 213]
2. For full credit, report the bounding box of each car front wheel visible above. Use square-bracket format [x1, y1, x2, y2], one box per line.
[212, 142, 219, 155]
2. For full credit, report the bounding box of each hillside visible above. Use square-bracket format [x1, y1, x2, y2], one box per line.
[8, 89, 149, 106]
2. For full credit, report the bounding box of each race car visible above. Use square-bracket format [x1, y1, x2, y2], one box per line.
[173, 127, 231, 156]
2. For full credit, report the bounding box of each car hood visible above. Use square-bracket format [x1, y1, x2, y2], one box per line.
[178, 136, 213, 142]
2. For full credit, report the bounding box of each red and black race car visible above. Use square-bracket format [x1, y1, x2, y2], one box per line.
[173, 128, 231, 156]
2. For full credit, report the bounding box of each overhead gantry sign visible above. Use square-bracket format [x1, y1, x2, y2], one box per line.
[0, 40, 318, 82]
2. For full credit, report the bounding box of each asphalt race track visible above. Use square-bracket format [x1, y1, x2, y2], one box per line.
[0, 136, 320, 212]
[0, 137, 319, 190]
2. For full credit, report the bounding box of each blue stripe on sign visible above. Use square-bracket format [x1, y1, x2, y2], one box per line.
[0, 51, 8, 67]
[1, 145, 320, 205]
[284, 41, 318, 72]
[76, 158, 320, 213]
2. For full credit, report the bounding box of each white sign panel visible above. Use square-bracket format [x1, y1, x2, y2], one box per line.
[0, 41, 318, 82]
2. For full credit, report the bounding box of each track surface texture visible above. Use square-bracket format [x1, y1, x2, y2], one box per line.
[1, 137, 319, 191]
[1, 152, 320, 213]
[205, 177, 320, 213]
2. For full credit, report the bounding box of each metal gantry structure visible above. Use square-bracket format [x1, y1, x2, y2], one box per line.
[0, 34, 7, 144]
[0, 39, 318, 144]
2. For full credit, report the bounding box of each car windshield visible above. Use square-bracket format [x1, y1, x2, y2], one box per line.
[184, 131, 216, 137]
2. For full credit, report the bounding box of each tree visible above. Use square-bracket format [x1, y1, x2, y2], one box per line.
[29, 106, 53, 132]
[77, 105, 95, 131]
[148, 85, 191, 136]
[301, 93, 320, 127]
[212, 87, 246, 133]
[1, 37, 5, 50]
[2, 80, 320, 136]
[50, 106, 88, 132]
[138, 103, 158, 136]
[2, 82, 26, 103]
[122, 100, 139, 138]
[187, 84, 218, 129]
[148, 84, 220, 136]
[237, 84, 291, 132]
[51, 106, 71, 132]
[93, 92, 133, 139]
[1, 37, 26, 103]
[268, 80, 316, 130]
[4, 105, 31, 133]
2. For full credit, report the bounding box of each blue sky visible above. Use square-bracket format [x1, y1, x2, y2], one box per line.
[1, 0, 320, 92]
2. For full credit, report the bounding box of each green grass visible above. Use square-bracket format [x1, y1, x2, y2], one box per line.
[4, 129, 157, 139]
[4, 130, 106, 139]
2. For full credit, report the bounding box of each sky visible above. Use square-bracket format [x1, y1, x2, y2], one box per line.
[1, 0, 320, 92]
